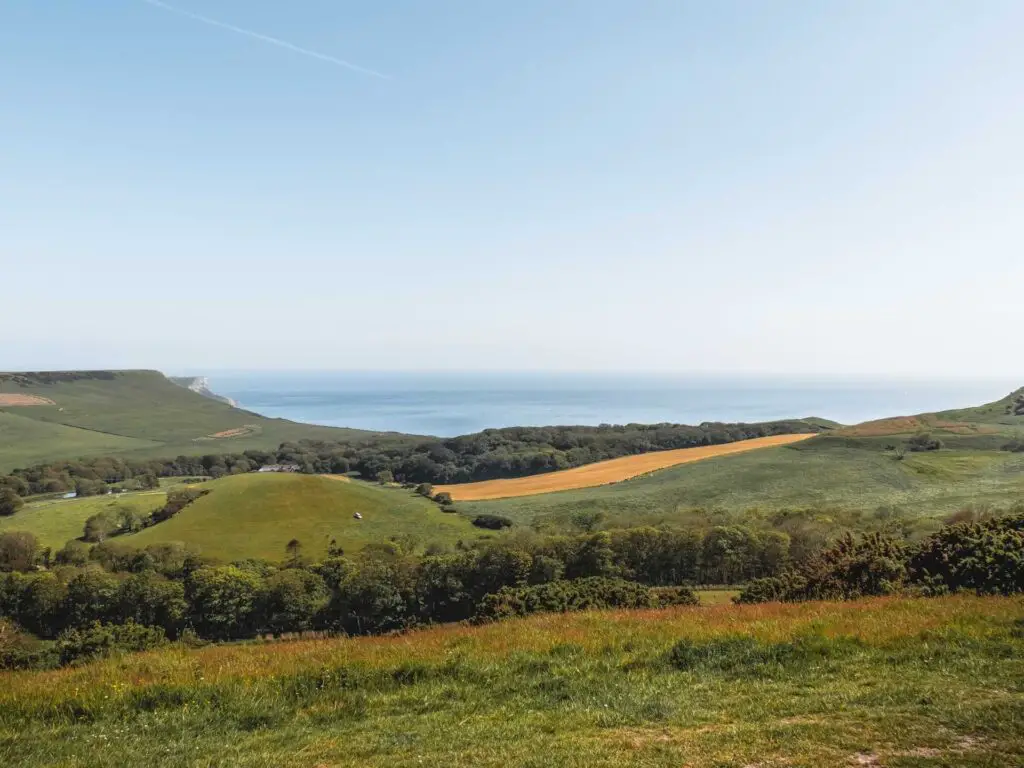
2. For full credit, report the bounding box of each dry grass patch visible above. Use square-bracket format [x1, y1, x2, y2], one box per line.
[0, 394, 55, 406]
[436, 434, 815, 500]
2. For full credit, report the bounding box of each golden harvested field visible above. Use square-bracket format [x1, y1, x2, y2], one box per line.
[0, 393, 55, 406]
[436, 433, 815, 501]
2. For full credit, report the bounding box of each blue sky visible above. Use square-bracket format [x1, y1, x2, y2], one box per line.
[2, 1, 1022, 375]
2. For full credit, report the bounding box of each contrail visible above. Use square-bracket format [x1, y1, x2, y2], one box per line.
[140, 0, 390, 79]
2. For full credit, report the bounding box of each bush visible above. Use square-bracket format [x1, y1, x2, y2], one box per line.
[0, 619, 57, 670]
[472, 514, 513, 530]
[0, 531, 39, 572]
[475, 577, 659, 621]
[55, 621, 166, 666]
[151, 487, 208, 524]
[0, 488, 24, 518]
[433, 492, 453, 506]
[906, 433, 943, 452]
[737, 533, 905, 603]
[908, 512, 1024, 596]
[650, 585, 699, 607]
[1002, 438, 1024, 453]
[415, 483, 434, 497]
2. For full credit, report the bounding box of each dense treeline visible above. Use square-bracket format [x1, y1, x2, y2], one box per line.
[3, 508, 1022, 670]
[0, 522, 801, 668]
[737, 510, 1024, 603]
[1, 419, 823, 497]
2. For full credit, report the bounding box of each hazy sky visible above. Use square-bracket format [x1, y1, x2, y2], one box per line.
[2, 1, 1022, 375]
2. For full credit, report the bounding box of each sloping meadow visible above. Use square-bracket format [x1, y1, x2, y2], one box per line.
[2, 595, 1022, 767]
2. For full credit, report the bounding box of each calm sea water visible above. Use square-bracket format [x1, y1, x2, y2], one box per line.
[200, 372, 1020, 438]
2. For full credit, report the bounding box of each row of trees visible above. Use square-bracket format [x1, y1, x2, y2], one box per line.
[2, 419, 822, 498]
[2, 509, 1021, 668]
[0, 523, 803, 665]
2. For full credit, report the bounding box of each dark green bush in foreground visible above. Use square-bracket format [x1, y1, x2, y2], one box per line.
[475, 577, 696, 621]
[738, 511, 1024, 603]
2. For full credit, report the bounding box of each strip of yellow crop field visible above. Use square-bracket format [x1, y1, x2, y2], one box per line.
[436, 433, 815, 501]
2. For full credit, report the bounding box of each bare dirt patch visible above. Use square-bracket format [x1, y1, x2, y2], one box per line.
[436, 433, 815, 501]
[196, 424, 262, 441]
[0, 394, 56, 407]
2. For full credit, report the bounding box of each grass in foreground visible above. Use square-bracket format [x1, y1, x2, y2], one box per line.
[436, 434, 815, 501]
[1, 595, 1021, 767]
[125, 473, 484, 561]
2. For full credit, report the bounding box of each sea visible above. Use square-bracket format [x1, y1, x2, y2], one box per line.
[200, 372, 1021, 438]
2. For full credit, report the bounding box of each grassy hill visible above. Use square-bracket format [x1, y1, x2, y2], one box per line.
[461, 387, 1024, 531]
[3, 595, 1020, 767]
[124, 473, 484, 561]
[0, 370, 400, 472]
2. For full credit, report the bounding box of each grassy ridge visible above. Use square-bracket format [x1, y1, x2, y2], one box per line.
[1, 595, 1020, 766]
[124, 473, 484, 560]
[0, 370, 394, 472]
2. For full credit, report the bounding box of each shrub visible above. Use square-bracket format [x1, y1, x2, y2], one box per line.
[151, 487, 208, 524]
[650, 585, 700, 607]
[0, 619, 57, 670]
[472, 514, 513, 530]
[415, 483, 434, 497]
[55, 621, 166, 666]
[475, 577, 659, 621]
[906, 433, 943, 452]
[736, 533, 905, 603]
[908, 513, 1024, 596]
[1002, 438, 1024, 453]
[0, 488, 24, 517]
[433, 492, 453, 506]
[0, 531, 39, 572]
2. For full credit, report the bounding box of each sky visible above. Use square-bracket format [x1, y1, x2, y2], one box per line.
[2, 0, 1022, 376]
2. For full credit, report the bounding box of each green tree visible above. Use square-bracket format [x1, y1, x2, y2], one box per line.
[0, 488, 24, 518]
[186, 566, 264, 640]
[376, 470, 395, 485]
[262, 570, 329, 634]
[83, 512, 118, 543]
[115, 572, 187, 636]
[0, 532, 39, 572]
[64, 568, 121, 628]
[284, 538, 305, 568]
[55, 540, 90, 566]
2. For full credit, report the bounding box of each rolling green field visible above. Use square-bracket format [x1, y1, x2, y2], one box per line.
[0, 411, 162, 470]
[124, 473, 485, 561]
[2, 595, 1020, 767]
[0, 491, 167, 552]
[0, 370, 397, 472]
[465, 441, 1024, 530]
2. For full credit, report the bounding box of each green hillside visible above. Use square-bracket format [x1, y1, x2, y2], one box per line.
[461, 387, 1024, 530]
[467, 441, 1024, 529]
[124, 473, 484, 561]
[0, 410, 162, 469]
[0, 370, 396, 471]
